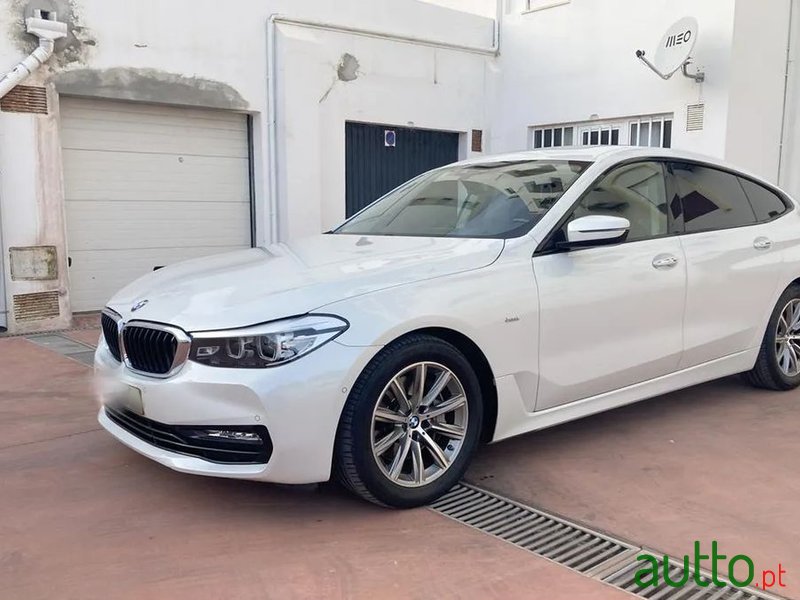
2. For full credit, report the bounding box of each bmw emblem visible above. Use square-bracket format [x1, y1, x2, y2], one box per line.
[131, 299, 149, 312]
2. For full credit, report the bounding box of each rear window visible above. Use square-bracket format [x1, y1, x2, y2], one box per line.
[670, 162, 757, 233]
[738, 177, 789, 222]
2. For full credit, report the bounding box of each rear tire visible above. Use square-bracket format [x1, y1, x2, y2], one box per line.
[334, 334, 483, 508]
[745, 284, 800, 391]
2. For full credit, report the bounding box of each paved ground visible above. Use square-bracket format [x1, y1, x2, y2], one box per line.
[0, 332, 625, 600]
[469, 376, 800, 595]
[2, 329, 797, 599]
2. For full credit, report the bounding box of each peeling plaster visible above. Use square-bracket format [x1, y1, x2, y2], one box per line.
[319, 53, 360, 104]
[9, 0, 97, 69]
[336, 53, 359, 82]
[53, 67, 249, 110]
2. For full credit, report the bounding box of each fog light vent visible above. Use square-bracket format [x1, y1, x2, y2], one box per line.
[188, 430, 261, 443]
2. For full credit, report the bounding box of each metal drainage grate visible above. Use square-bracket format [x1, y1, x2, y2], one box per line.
[431, 484, 784, 600]
[26, 333, 96, 366]
[431, 483, 638, 576]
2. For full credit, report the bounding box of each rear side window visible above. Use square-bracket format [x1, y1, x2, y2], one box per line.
[738, 177, 789, 222]
[670, 162, 757, 233]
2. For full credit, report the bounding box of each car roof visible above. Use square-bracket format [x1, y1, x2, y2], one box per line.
[456, 146, 751, 176]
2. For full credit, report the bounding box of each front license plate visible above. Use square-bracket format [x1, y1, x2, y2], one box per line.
[108, 385, 144, 416]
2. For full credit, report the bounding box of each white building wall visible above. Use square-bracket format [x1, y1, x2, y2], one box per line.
[725, 0, 791, 184]
[0, 0, 495, 331]
[422, 0, 498, 18]
[491, 0, 737, 158]
[282, 30, 491, 238]
[2, 0, 798, 332]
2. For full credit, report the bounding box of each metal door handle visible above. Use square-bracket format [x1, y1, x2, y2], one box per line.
[753, 237, 772, 250]
[652, 255, 679, 269]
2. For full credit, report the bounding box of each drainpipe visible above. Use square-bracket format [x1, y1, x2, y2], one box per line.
[265, 11, 500, 243]
[777, 0, 795, 185]
[0, 10, 67, 98]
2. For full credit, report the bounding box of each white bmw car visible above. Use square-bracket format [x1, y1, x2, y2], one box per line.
[96, 146, 800, 507]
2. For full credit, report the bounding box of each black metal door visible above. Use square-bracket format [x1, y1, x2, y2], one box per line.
[345, 122, 460, 217]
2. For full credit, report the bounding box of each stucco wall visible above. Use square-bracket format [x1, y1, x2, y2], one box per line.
[725, 0, 791, 184]
[0, 0, 495, 330]
[491, 0, 737, 157]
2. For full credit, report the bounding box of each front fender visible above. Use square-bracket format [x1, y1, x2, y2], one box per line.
[319, 261, 539, 383]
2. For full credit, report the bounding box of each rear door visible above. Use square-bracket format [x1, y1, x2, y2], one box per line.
[668, 161, 785, 368]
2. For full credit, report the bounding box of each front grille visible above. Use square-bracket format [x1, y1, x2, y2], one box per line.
[123, 325, 178, 374]
[105, 406, 273, 464]
[101, 312, 121, 361]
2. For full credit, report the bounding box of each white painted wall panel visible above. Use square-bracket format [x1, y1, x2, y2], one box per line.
[61, 98, 251, 311]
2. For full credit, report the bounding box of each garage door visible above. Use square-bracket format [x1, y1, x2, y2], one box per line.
[60, 98, 251, 312]
[345, 122, 459, 217]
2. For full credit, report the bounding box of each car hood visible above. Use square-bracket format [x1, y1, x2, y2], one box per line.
[106, 234, 504, 331]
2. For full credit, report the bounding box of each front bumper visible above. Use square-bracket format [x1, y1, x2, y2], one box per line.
[95, 338, 379, 484]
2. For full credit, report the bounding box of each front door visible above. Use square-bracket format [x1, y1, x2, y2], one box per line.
[533, 161, 686, 410]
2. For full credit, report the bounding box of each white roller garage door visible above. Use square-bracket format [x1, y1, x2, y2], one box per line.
[60, 97, 251, 312]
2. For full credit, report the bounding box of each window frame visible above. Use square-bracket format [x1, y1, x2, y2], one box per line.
[628, 115, 673, 148]
[531, 125, 576, 149]
[531, 114, 672, 150]
[665, 160, 794, 236]
[534, 158, 679, 256]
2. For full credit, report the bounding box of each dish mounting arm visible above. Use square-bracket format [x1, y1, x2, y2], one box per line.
[635, 49, 705, 83]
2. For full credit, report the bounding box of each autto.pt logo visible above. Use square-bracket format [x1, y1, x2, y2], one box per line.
[636, 542, 787, 592]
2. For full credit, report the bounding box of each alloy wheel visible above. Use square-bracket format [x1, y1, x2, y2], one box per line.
[370, 361, 468, 488]
[775, 298, 800, 376]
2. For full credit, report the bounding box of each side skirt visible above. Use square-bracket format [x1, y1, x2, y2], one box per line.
[491, 348, 759, 443]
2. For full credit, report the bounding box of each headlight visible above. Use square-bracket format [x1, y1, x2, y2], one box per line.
[188, 314, 349, 368]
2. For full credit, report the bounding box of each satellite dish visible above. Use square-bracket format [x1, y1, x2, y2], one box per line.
[636, 16, 705, 83]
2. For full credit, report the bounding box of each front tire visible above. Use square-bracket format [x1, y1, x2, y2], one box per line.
[335, 334, 483, 508]
[745, 284, 800, 390]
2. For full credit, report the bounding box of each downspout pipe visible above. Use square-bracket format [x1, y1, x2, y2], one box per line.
[777, 0, 795, 185]
[265, 10, 500, 244]
[0, 12, 67, 99]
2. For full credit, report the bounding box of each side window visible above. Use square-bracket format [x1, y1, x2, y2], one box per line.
[567, 161, 668, 242]
[670, 163, 757, 233]
[738, 177, 789, 222]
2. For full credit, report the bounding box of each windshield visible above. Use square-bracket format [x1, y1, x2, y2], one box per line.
[334, 159, 591, 239]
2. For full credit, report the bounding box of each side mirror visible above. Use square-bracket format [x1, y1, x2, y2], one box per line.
[560, 215, 630, 248]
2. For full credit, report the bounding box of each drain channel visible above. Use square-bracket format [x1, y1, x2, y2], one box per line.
[26, 333, 96, 366]
[430, 483, 785, 600]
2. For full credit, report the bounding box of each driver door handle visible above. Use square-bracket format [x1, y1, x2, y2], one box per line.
[652, 254, 679, 269]
[753, 237, 772, 250]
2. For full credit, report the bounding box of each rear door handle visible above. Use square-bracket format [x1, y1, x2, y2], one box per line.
[753, 237, 772, 250]
[652, 254, 679, 269]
